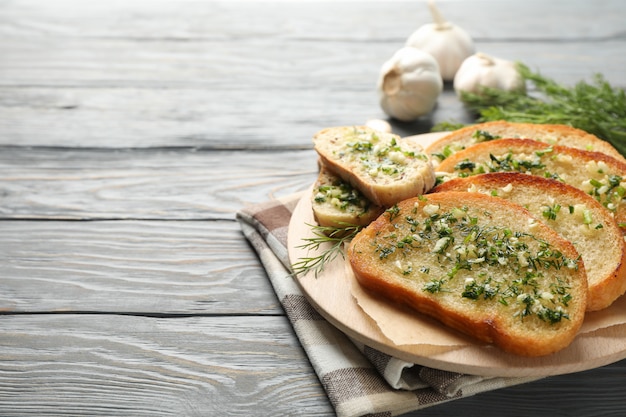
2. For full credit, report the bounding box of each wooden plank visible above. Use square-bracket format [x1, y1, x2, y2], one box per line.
[0, 314, 334, 416]
[0, 147, 317, 220]
[0, 1, 624, 148]
[1, 36, 622, 90]
[0, 87, 464, 148]
[1, 1, 624, 45]
[414, 359, 626, 417]
[1, 44, 625, 148]
[0, 220, 284, 315]
[0, 314, 624, 417]
[0, 2, 625, 415]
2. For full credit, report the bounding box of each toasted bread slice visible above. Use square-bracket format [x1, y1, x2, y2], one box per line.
[435, 138, 626, 233]
[348, 191, 587, 357]
[433, 173, 626, 311]
[311, 166, 384, 229]
[313, 126, 435, 207]
[426, 121, 624, 166]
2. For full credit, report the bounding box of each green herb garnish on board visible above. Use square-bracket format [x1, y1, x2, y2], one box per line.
[291, 223, 361, 278]
[434, 63, 626, 156]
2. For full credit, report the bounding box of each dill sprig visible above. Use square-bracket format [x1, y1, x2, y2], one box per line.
[291, 223, 361, 278]
[439, 62, 626, 157]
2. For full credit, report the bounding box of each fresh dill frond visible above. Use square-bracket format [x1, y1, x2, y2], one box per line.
[456, 62, 626, 157]
[291, 223, 361, 278]
[431, 63, 626, 157]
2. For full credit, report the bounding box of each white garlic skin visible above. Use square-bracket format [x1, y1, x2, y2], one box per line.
[365, 119, 393, 133]
[406, 24, 474, 82]
[405, 1, 475, 81]
[453, 52, 526, 96]
[377, 47, 443, 122]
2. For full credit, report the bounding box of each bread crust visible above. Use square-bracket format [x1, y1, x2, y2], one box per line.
[435, 138, 626, 233]
[313, 126, 435, 207]
[348, 192, 587, 357]
[426, 121, 625, 164]
[433, 172, 626, 311]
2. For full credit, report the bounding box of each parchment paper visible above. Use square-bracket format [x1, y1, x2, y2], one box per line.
[347, 257, 626, 347]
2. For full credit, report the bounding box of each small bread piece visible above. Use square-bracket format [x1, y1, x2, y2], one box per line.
[313, 126, 436, 207]
[433, 173, 626, 311]
[436, 138, 626, 233]
[348, 192, 587, 357]
[311, 166, 384, 229]
[426, 121, 625, 166]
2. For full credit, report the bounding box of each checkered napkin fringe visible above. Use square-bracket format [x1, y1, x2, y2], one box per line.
[236, 193, 539, 417]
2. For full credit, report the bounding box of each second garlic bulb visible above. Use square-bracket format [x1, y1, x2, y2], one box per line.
[454, 52, 526, 96]
[377, 47, 443, 122]
[405, 0, 475, 81]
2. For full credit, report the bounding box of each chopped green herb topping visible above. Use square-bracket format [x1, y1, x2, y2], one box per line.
[585, 172, 625, 212]
[369, 204, 578, 324]
[542, 204, 561, 221]
[472, 130, 501, 142]
[313, 178, 372, 215]
[446, 149, 626, 215]
[339, 128, 429, 179]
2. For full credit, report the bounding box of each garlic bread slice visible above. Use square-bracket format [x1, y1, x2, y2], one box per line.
[436, 138, 626, 233]
[348, 191, 587, 357]
[313, 126, 436, 207]
[426, 121, 625, 166]
[434, 172, 626, 311]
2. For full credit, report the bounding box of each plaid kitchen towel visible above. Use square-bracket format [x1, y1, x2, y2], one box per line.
[237, 192, 540, 417]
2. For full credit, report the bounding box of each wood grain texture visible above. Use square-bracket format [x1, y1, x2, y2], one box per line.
[1, 0, 626, 415]
[0, 1, 624, 148]
[0, 220, 286, 315]
[0, 314, 334, 417]
[0, 87, 468, 148]
[0, 147, 317, 220]
[1, 314, 624, 417]
[413, 358, 626, 417]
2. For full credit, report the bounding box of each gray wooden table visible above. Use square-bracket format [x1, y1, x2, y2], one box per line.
[1, 1, 625, 415]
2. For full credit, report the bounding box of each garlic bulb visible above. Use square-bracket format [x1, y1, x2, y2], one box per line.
[453, 52, 526, 96]
[405, 0, 475, 81]
[377, 47, 443, 122]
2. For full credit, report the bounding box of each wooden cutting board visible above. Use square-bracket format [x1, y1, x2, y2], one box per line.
[287, 132, 626, 377]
